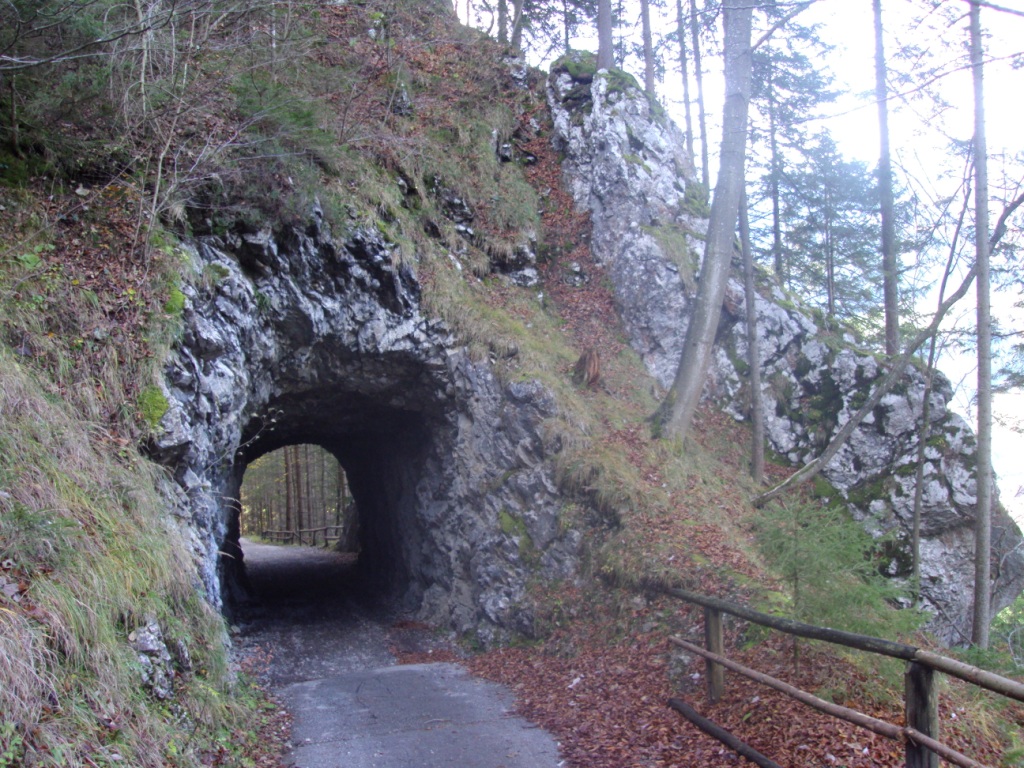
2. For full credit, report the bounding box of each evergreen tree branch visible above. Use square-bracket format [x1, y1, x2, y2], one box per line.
[751, 0, 816, 52]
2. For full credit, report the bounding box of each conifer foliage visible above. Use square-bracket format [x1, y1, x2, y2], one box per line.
[240, 445, 351, 540]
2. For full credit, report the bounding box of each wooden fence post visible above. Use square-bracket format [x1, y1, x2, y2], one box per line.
[705, 606, 725, 703]
[905, 660, 938, 768]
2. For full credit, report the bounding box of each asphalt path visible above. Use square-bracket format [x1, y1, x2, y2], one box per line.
[236, 539, 563, 768]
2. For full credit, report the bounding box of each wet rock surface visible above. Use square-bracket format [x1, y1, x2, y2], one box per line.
[237, 540, 562, 768]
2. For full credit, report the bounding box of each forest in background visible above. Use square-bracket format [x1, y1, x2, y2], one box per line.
[455, 0, 1024, 650]
[240, 445, 353, 545]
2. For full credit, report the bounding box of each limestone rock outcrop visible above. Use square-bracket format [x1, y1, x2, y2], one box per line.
[150, 208, 577, 643]
[548, 55, 1024, 644]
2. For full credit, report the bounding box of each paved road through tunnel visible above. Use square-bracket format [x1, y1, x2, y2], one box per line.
[236, 539, 563, 768]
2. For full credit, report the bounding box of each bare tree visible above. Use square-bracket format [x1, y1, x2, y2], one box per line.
[284, 445, 294, 531]
[873, 0, 900, 355]
[911, 175, 971, 603]
[510, 0, 525, 51]
[740, 190, 764, 483]
[674, 0, 695, 160]
[656, 0, 753, 443]
[498, 0, 508, 43]
[969, 0, 993, 650]
[689, 0, 710, 188]
[640, 0, 657, 97]
[597, 0, 614, 69]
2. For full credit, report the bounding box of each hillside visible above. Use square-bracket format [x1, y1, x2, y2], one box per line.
[1, 0, 1023, 765]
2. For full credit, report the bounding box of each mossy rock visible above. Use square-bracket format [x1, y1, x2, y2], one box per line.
[138, 385, 169, 429]
[498, 509, 538, 566]
[682, 182, 710, 218]
[599, 68, 641, 97]
[845, 476, 893, 507]
[643, 223, 699, 293]
[811, 474, 841, 500]
[551, 50, 598, 83]
[163, 286, 187, 316]
[561, 82, 594, 111]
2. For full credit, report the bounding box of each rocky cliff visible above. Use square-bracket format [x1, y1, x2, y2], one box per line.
[148, 210, 578, 644]
[547, 52, 1024, 644]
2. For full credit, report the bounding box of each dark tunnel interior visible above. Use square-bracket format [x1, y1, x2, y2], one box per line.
[219, 386, 446, 617]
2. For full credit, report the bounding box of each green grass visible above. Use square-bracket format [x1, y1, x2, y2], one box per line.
[0, 188, 274, 765]
[0, 347, 244, 766]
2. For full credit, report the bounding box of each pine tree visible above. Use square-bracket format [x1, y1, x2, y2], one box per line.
[746, 17, 836, 287]
[779, 131, 884, 332]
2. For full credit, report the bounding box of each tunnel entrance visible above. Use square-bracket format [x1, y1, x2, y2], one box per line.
[153, 224, 573, 640]
[219, 386, 447, 618]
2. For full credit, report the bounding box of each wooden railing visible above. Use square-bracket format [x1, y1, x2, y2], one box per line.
[643, 580, 1024, 768]
[260, 525, 344, 547]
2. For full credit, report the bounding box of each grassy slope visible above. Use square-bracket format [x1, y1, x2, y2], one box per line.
[0, 0, 1021, 765]
[0, 184, 291, 765]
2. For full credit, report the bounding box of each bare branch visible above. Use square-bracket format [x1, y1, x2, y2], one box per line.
[751, 1, 816, 52]
[959, 0, 1024, 19]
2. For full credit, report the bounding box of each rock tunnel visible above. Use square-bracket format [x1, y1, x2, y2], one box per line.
[223, 380, 448, 612]
[150, 218, 577, 643]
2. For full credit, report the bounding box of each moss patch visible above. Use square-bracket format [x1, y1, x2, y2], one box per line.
[138, 386, 169, 430]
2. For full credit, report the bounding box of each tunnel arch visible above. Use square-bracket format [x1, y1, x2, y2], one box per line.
[221, 368, 456, 615]
[151, 219, 576, 642]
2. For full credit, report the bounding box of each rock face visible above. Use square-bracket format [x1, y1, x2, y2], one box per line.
[549, 53, 706, 386]
[149, 209, 578, 643]
[548, 56, 1024, 644]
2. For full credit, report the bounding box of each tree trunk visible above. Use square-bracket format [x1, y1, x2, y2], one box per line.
[640, 0, 657, 97]
[498, 0, 508, 44]
[912, 182, 971, 602]
[873, 0, 900, 355]
[283, 446, 293, 532]
[275, 452, 285, 529]
[510, 0, 525, 51]
[969, 0, 992, 650]
[615, 0, 625, 67]
[740, 190, 764, 484]
[674, 0, 695, 161]
[562, 0, 570, 53]
[342, 460, 350, 528]
[293, 445, 304, 533]
[301, 448, 309, 532]
[656, 0, 753, 443]
[689, 0, 710, 189]
[766, 52, 785, 285]
[315, 448, 323, 532]
[825, 219, 835, 318]
[597, 0, 614, 70]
